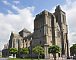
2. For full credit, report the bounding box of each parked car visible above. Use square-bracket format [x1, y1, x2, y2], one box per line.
[73, 56, 76, 59]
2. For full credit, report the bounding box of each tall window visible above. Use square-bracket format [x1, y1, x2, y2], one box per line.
[56, 15, 58, 22]
[40, 41, 41, 44]
[15, 39, 18, 49]
[63, 15, 65, 24]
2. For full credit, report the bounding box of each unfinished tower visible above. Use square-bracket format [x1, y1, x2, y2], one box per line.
[32, 5, 69, 58]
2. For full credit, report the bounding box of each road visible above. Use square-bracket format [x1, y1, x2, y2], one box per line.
[0, 58, 74, 60]
[0, 58, 8, 60]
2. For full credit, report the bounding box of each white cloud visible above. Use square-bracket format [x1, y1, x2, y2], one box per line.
[58, 0, 76, 47]
[63, 0, 76, 47]
[7, 10, 13, 14]
[13, 1, 20, 4]
[2, 0, 10, 5]
[1, 0, 76, 50]
[12, 5, 19, 11]
[0, 6, 35, 50]
[50, 0, 76, 47]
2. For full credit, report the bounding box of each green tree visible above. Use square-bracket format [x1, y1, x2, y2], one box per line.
[70, 44, 76, 56]
[9, 48, 18, 58]
[33, 46, 44, 60]
[19, 48, 29, 58]
[48, 45, 60, 60]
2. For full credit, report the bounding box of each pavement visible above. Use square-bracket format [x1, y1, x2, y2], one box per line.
[44, 58, 74, 60]
[0, 58, 8, 60]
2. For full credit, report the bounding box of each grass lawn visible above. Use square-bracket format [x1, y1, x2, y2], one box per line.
[8, 58, 44, 60]
[0, 56, 2, 58]
[8, 58, 31, 60]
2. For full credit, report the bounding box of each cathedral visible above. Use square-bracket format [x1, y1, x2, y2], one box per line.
[2, 5, 69, 58]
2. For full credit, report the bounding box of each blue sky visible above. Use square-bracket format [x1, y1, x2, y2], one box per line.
[0, 0, 76, 50]
[0, 0, 65, 15]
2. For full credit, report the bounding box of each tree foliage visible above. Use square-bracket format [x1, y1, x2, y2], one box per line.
[48, 45, 60, 60]
[33, 46, 44, 55]
[70, 44, 76, 56]
[48, 45, 60, 54]
[9, 48, 18, 54]
[9, 48, 18, 58]
[19, 48, 29, 54]
[33, 46, 44, 60]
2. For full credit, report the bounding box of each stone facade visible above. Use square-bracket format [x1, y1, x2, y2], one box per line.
[9, 28, 32, 49]
[3, 5, 69, 58]
[2, 44, 9, 57]
[32, 5, 69, 58]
